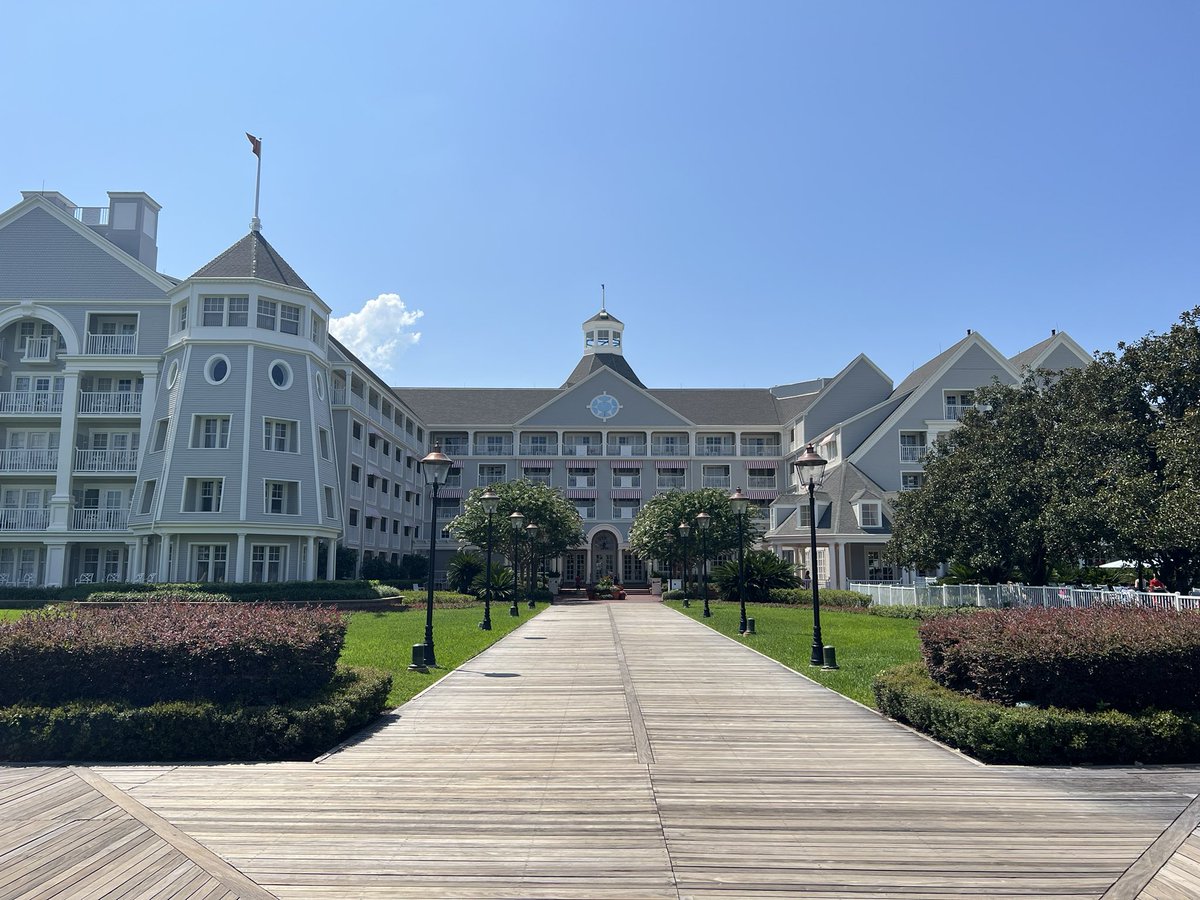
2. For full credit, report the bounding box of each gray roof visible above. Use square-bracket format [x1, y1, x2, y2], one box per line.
[584, 308, 624, 326]
[562, 352, 646, 389]
[775, 393, 817, 423]
[191, 231, 312, 291]
[397, 388, 560, 426]
[1009, 335, 1057, 370]
[891, 334, 972, 398]
[768, 463, 891, 538]
[647, 388, 786, 426]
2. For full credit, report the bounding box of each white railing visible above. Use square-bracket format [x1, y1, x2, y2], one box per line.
[651, 443, 690, 455]
[563, 443, 603, 456]
[606, 443, 647, 456]
[74, 449, 139, 472]
[71, 508, 129, 531]
[73, 206, 109, 225]
[612, 478, 641, 489]
[697, 444, 736, 457]
[944, 404, 966, 421]
[438, 441, 469, 455]
[0, 392, 62, 413]
[332, 387, 348, 405]
[702, 475, 731, 488]
[657, 476, 686, 489]
[474, 443, 513, 456]
[21, 338, 53, 362]
[567, 479, 597, 489]
[850, 582, 1200, 612]
[740, 443, 782, 457]
[369, 407, 384, 426]
[748, 476, 777, 489]
[84, 333, 137, 355]
[613, 509, 638, 520]
[900, 446, 927, 463]
[520, 443, 559, 455]
[78, 392, 142, 415]
[0, 449, 57, 471]
[0, 508, 50, 530]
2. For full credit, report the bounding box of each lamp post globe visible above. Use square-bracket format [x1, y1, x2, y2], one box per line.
[479, 488, 500, 631]
[792, 444, 830, 667]
[525, 522, 539, 607]
[695, 511, 712, 618]
[418, 443, 455, 667]
[678, 521, 692, 607]
[729, 487, 750, 635]
[508, 511, 525, 616]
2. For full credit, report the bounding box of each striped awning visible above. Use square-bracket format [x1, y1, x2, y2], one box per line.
[655, 459, 687, 469]
[565, 489, 597, 499]
[520, 459, 553, 468]
[565, 460, 597, 469]
[610, 489, 643, 500]
[437, 487, 465, 498]
[745, 460, 779, 469]
[609, 460, 644, 468]
[745, 489, 778, 501]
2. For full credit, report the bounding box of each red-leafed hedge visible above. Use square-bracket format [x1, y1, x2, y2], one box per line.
[0, 604, 347, 706]
[919, 607, 1200, 712]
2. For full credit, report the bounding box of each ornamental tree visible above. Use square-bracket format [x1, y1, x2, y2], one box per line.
[627, 488, 759, 573]
[449, 479, 584, 563]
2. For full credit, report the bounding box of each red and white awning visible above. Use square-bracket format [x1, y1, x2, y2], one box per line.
[565, 460, 597, 469]
[609, 460, 643, 468]
[610, 489, 643, 500]
[655, 459, 687, 469]
[745, 460, 779, 469]
[745, 489, 778, 501]
[565, 489, 597, 499]
[437, 487, 465, 498]
[520, 459, 553, 468]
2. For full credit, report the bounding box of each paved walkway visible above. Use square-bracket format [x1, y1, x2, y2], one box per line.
[3, 602, 1200, 897]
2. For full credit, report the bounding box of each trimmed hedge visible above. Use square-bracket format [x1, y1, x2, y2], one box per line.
[919, 607, 1200, 712]
[0, 604, 347, 706]
[765, 588, 872, 608]
[0, 666, 391, 762]
[869, 604, 987, 620]
[873, 663, 1200, 765]
[71, 579, 404, 604]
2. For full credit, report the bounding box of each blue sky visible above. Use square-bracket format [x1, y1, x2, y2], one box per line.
[4, 1, 1197, 388]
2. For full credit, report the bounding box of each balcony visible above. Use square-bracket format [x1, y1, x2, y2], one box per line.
[473, 442, 513, 457]
[331, 387, 347, 405]
[74, 449, 139, 473]
[0, 508, 50, 531]
[900, 446, 927, 464]
[71, 508, 129, 531]
[650, 442, 690, 456]
[72, 206, 109, 225]
[0, 449, 57, 472]
[944, 404, 972, 421]
[656, 475, 686, 489]
[438, 440, 469, 456]
[613, 507, 639, 520]
[702, 475, 731, 488]
[20, 338, 54, 363]
[84, 333, 138, 355]
[697, 443, 736, 457]
[519, 442, 558, 456]
[748, 475, 777, 489]
[79, 392, 142, 415]
[562, 443, 602, 457]
[606, 442, 647, 457]
[567, 479, 597, 490]
[0, 392, 63, 414]
[740, 442, 782, 457]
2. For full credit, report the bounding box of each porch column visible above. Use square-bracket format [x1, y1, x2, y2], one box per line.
[44, 541, 68, 587]
[156, 535, 170, 582]
[837, 542, 848, 590]
[305, 536, 317, 580]
[49, 372, 81, 532]
[325, 540, 337, 580]
[234, 533, 247, 583]
[125, 540, 138, 581]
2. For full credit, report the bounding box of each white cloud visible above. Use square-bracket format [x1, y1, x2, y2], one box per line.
[329, 293, 424, 376]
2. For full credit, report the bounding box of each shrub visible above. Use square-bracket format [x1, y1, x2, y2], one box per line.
[74, 580, 403, 604]
[0, 666, 391, 762]
[0, 603, 347, 706]
[472, 566, 514, 602]
[399, 591, 480, 609]
[919, 607, 1200, 711]
[873, 662, 1200, 765]
[765, 588, 872, 608]
[712, 551, 800, 600]
[868, 604, 985, 620]
[446, 550, 485, 595]
[663, 589, 685, 600]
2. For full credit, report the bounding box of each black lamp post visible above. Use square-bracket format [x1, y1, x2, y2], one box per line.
[419, 442, 454, 667]
[525, 522, 539, 607]
[479, 488, 499, 631]
[678, 521, 692, 607]
[729, 487, 750, 635]
[508, 511, 524, 616]
[696, 511, 712, 617]
[793, 443, 830, 667]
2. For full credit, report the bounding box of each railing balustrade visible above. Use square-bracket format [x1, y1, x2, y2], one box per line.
[850, 581, 1200, 612]
[606, 443, 647, 456]
[84, 333, 138, 355]
[650, 443, 690, 456]
[656, 476, 686, 489]
[71, 508, 129, 531]
[0, 449, 58, 472]
[0, 508, 51, 531]
[78, 391, 142, 414]
[740, 443, 782, 456]
[0, 392, 63, 414]
[697, 443, 736, 457]
[473, 443, 514, 456]
[74, 449, 139, 472]
[21, 338, 53, 362]
[331, 387, 348, 405]
[563, 443, 602, 456]
[899, 446, 927, 463]
[701, 475, 731, 488]
[519, 443, 559, 455]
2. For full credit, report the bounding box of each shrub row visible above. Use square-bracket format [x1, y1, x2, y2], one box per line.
[765, 588, 872, 608]
[0, 604, 347, 706]
[873, 663, 1200, 765]
[0, 667, 391, 762]
[919, 607, 1200, 712]
[868, 604, 987, 620]
[72, 579, 404, 604]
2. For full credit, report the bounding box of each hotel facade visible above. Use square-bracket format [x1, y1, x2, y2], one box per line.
[0, 188, 1090, 588]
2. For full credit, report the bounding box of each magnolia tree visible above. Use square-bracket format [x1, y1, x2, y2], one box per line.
[449, 480, 585, 567]
[627, 488, 759, 579]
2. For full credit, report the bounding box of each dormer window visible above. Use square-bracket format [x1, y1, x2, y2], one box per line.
[855, 501, 882, 528]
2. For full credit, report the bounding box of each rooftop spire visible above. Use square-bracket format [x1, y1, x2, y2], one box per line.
[601, 282, 606, 313]
[246, 132, 263, 232]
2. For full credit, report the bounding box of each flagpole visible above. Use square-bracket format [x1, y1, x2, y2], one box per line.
[254, 148, 262, 223]
[247, 132, 263, 232]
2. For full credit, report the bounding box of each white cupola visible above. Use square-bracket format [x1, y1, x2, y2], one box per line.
[582, 297, 624, 357]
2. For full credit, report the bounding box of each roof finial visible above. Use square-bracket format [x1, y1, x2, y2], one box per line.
[601, 283, 606, 312]
[246, 132, 263, 232]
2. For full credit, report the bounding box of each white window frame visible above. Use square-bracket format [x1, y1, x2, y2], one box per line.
[856, 501, 882, 528]
[191, 414, 231, 450]
[228, 296, 250, 326]
[279, 303, 302, 335]
[251, 544, 287, 582]
[182, 477, 224, 513]
[257, 298, 278, 330]
[263, 418, 299, 453]
[192, 544, 229, 582]
[264, 479, 301, 515]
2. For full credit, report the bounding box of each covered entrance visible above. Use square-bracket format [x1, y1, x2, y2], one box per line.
[590, 531, 617, 580]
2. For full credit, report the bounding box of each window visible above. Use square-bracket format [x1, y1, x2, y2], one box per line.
[279, 303, 301, 335]
[613, 499, 640, 520]
[153, 419, 170, 452]
[350, 465, 361, 483]
[380, 516, 388, 532]
[139, 480, 157, 515]
[257, 298, 277, 330]
[944, 391, 974, 421]
[526, 469, 551, 487]
[444, 467, 462, 487]
[394, 484, 402, 499]
[193, 545, 228, 582]
[205, 355, 230, 385]
[352, 422, 362, 441]
[900, 432, 927, 463]
[380, 478, 389, 494]
[368, 433, 378, 450]
[657, 467, 685, 489]
[166, 360, 179, 388]
[748, 467, 776, 489]
[202, 297, 225, 326]
[575, 501, 596, 519]
[348, 508, 359, 527]
[265, 480, 300, 515]
[175, 302, 188, 332]
[366, 474, 377, 489]
[324, 486, 338, 520]
[311, 316, 326, 345]
[567, 467, 595, 488]
[192, 415, 231, 449]
[314, 372, 325, 400]
[613, 467, 640, 488]
[479, 464, 506, 486]
[857, 502, 881, 528]
[702, 465, 731, 488]
[268, 360, 292, 389]
[392, 520, 401, 535]
[183, 478, 224, 512]
[251, 545, 285, 582]
[901, 472, 925, 492]
[263, 418, 298, 452]
[319, 428, 331, 460]
[228, 296, 249, 326]
[382, 440, 390, 455]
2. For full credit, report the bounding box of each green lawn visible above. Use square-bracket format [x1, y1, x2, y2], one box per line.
[341, 601, 545, 707]
[666, 599, 922, 707]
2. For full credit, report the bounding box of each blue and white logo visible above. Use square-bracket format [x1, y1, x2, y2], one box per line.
[588, 392, 621, 420]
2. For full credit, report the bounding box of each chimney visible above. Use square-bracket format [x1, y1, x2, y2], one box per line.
[103, 192, 161, 270]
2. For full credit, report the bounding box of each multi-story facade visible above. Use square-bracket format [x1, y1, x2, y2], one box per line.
[0, 190, 428, 586]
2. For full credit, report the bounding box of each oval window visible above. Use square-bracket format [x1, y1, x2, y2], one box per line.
[167, 360, 180, 388]
[314, 371, 325, 400]
[269, 360, 292, 390]
[206, 355, 230, 385]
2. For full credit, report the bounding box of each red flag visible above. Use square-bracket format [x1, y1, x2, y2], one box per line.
[245, 133, 262, 158]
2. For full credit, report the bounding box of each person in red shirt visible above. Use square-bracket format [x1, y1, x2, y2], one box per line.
[1148, 575, 1167, 593]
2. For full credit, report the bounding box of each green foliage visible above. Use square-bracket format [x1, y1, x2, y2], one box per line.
[0, 667, 391, 762]
[446, 550, 485, 595]
[361, 554, 427, 582]
[873, 662, 1200, 765]
[627, 488, 757, 572]
[334, 544, 359, 580]
[712, 550, 799, 600]
[471, 565, 514, 602]
[867, 604, 987, 620]
[451, 481, 584, 576]
[765, 588, 872, 608]
[663, 589, 686, 600]
[74, 580, 404, 604]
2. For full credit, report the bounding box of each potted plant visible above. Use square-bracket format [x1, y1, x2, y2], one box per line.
[594, 576, 616, 599]
[546, 569, 562, 595]
[649, 570, 663, 596]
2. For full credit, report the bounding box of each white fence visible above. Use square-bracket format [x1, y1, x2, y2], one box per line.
[850, 581, 1200, 612]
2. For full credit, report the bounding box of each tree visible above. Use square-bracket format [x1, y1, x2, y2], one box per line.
[450, 480, 584, 564]
[627, 489, 759, 578]
[446, 550, 484, 595]
[712, 550, 799, 600]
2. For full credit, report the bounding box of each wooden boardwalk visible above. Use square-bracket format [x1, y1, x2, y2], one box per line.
[2, 601, 1199, 897]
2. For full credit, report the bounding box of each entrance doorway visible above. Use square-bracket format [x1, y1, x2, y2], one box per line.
[590, 531, 617, 581]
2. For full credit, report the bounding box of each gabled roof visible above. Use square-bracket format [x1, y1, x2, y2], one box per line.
[766, 463, 891, 539]
[1008, 334, 1057, 370]
[891, 334, 973, 398]
[562, 352, 646, 388]
[396, 388, 561, 426]
[191, 231, 312, 291]
[1009, 331, 1092, 372]
[584, 308, 623, 326]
